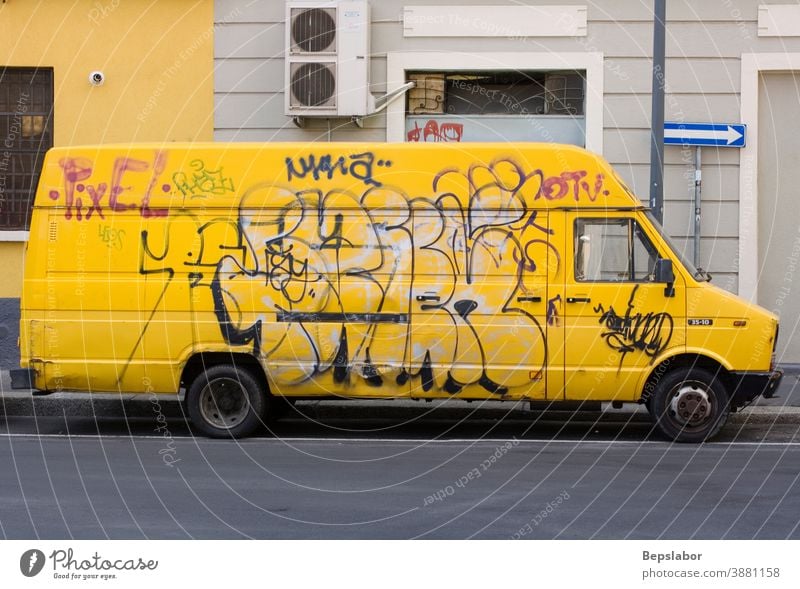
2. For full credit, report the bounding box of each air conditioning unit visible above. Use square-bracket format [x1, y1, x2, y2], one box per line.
[285, 0, 372, 118]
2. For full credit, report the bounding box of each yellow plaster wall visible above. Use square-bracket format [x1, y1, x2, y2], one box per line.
[0, 242, 25, 297]
[0, 0, 215, 297]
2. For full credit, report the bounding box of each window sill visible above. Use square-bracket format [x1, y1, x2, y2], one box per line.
[0, 231, 29, 242]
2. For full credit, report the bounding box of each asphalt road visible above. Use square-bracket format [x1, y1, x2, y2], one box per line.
[1, 408, 799, 540]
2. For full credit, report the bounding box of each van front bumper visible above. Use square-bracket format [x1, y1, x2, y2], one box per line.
[729, 368, 784, 408]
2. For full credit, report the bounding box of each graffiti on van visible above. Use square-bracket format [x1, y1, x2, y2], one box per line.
[214, 169, 547, 393]
[98, 224, 125, 250]
[172, 159, 235, 198]
[593, 285, 674, 370]
[432, 164, 609, 203]
[50, 153, 170, 220]
[127, 155, 627, 394]
[547, 294, 562, 327]
[541, 170, 609, 202]
[136, 158, 559, 395]
[285, 152, 392, 188]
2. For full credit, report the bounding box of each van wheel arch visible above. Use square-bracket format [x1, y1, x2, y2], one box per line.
[180, 352, 268, 394]
[640, 354, 733, 408]
[180, 352, 273, 438]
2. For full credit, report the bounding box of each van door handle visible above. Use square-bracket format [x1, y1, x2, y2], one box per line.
[516, 296, 542, 303]
[566, 297, 591, 303]
[416, 294, 440, 302]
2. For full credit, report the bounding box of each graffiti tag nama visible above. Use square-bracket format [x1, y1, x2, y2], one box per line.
[285, 152, 391, 188]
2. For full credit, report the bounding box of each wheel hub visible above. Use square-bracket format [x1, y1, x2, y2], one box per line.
[199, 377, 249, 429]
[670, 384, 712, 426]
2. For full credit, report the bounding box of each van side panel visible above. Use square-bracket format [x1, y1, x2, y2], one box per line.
[23, 211, 196, 392]
[21, 143, 652, 398]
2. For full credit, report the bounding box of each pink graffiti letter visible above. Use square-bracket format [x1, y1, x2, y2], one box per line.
[58, 157, 93, 220]
[110, 157, 149, 212]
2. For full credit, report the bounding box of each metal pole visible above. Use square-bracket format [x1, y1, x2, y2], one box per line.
[649, 0, 666, 223]
[693, 146, 702, 268]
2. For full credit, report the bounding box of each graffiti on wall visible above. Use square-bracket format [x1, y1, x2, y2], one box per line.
[407, 120, 465, 143]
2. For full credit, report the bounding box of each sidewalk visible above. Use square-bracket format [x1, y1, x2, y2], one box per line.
[3, 369, 800, 423]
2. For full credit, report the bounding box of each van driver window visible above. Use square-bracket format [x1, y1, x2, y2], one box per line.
[575, 218, 659, 282]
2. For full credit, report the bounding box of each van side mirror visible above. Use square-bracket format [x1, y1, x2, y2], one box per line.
[654, 258, 675, 297]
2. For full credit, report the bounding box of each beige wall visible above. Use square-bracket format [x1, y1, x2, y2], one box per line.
[757, 73, 800, 363]
[213, 0, 800, 294]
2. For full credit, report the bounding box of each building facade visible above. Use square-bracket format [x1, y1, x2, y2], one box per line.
[0, 0, 214, 367]
[2, 1, 800, 368]
[213, 0, 800, 365]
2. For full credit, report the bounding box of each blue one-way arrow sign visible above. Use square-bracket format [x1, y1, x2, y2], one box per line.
[664, 122, 746, 147]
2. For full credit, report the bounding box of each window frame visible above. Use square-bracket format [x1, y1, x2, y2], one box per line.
[386, 52, 604, 150]
[406, 70, 586, 117]
[0, 66, 54, 232]
[573, 217, 662, 284]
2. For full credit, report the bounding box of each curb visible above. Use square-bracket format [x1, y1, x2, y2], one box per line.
[2, 391, 800, 424]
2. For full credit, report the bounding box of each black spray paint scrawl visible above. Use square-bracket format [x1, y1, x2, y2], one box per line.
[592, 285, 673, 371]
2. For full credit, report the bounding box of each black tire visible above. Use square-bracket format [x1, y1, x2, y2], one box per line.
[643, 395, 653, 413]
[648, 367, 730, 443]
[186, 364, 266, 439]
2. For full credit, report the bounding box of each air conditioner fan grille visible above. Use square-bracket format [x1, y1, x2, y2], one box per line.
[290, 62, 336, 107]
[291, 8, 336, 53]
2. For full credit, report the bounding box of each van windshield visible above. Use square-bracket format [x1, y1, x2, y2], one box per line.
[644, 211, 710, 282]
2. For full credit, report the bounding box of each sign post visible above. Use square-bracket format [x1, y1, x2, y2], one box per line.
[663, 122, 747, 268]
[649, 0, 667, 223]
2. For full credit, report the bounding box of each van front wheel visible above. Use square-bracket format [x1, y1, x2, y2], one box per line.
[649, 367, 730, 443]
[186, 365, 265, 439]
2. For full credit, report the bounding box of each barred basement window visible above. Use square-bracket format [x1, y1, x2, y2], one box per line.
[0, 67, 54, 230]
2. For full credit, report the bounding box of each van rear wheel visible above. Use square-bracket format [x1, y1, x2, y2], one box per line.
[186, 364, 265, 439]
[648, 367, 730, 443]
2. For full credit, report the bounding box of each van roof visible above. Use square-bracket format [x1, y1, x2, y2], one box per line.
[36, 142, 643, 213]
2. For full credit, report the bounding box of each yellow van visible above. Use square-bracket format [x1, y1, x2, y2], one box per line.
[13, 143, 782, 441]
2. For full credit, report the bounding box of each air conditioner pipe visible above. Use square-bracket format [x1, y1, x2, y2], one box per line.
[371, 81, 416, 114]
[293, 82, 416, 128]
